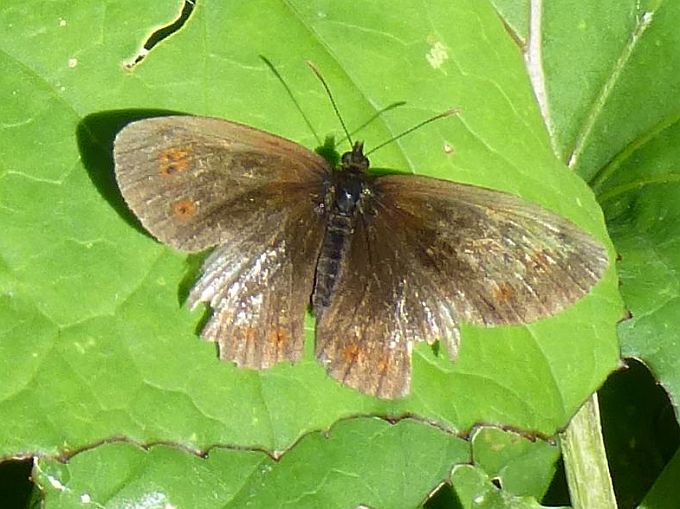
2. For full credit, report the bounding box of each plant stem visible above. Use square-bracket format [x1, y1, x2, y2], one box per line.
[560, 393, 618, 508]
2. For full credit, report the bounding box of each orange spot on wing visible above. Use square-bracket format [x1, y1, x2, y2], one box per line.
[376, 356, 390, 374]
[171, 199, 197, 220]
[493, 282, 515, 303]
[268, 328, 288, 346]
[159, 147, 192, 176]
[244, 327, 256, 342]
[341, 343, 361, 364]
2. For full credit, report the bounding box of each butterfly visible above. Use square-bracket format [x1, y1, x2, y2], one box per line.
[113, 113, 608, 399]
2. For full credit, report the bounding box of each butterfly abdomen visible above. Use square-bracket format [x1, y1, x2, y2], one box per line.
[313, 212, 353, 310]
[312, 174, 365, 313]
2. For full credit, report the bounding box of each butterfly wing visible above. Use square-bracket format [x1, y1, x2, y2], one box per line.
[376, 175, 609, 324]
[114, 116, 330, 252]
[114, 116, 330, 367]
[315, 175, 608, 398]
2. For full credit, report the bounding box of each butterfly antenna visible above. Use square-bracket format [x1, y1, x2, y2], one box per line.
[345, 101, 407, 145]
[260, 56, 322, 146]
[306, 61, 354, 147]
[365, 107, 461, 156]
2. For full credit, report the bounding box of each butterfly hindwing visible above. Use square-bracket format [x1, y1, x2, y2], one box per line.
[188, 194, 326, 367]
[314, 176, 461, 398]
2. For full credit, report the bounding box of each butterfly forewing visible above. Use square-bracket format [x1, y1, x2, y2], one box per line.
[114, 116, 330, 367]
[114, 116, 330, 251]
[372, 175, 609, 326]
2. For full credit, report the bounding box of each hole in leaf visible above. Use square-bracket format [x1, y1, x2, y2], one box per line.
[126, 0, 196, 67]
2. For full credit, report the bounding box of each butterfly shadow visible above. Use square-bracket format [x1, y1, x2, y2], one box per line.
[77, 109, 188, 234]
[77, 109, 209, 309]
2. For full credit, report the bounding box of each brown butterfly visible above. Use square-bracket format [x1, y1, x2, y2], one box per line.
[113, 112, 608, 399]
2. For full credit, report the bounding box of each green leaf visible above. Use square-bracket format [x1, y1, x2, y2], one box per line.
[470, 427, 560, 499]
[541, 0, 658, 178]
[1, 0, 625, 506]
[426, 427, 563, 508]
[450, 465, 566, 509]
[531, 1, 680, 506]
[639, 447, 680, 509]
[585, 0, 680, 420]
[34, 418, 467, 509]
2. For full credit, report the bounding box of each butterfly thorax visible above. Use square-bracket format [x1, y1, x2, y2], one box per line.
[312, 142, 374, 314]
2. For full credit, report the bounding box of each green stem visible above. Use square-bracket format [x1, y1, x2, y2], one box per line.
[560, 393, 618, 508]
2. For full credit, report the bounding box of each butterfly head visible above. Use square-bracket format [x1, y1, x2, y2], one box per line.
[340, 142, 370, 174]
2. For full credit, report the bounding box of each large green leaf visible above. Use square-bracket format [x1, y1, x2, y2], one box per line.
[0, 0, 628, 507]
